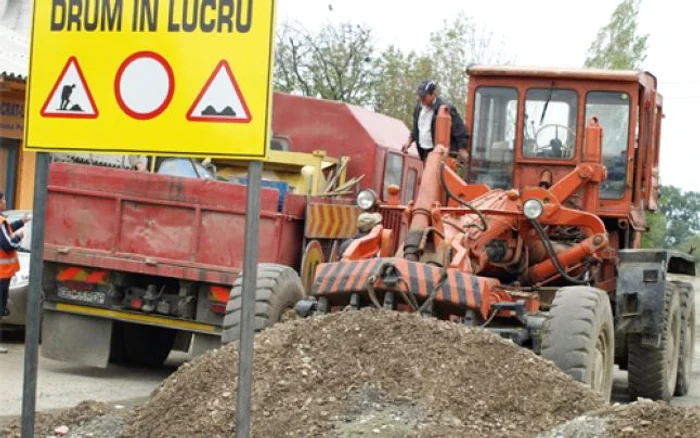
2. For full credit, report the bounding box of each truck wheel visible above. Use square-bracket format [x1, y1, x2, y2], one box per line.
[675, 282, 695, 396]
[628, 282, 682, 401]
[222, 264, 304, 344]
[541, 286, 614, 400]
[122, 323, 177, 367]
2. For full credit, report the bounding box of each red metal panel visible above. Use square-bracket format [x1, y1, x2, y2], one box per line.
[48, 162, 280, 212]
[119, 201, 196, 261]
[197, 211, 287, 267]
[271, 93, 411, 192]
[45, 247, 240, 286]
[45, 191, 117, 251]
[276, 217, 304, 270]
[44, 163, 301, 284]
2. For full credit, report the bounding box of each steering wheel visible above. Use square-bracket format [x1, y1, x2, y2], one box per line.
[534, 123, 577, 158]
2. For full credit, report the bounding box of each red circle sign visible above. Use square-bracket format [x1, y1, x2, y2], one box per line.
[115, 51, 174, 120]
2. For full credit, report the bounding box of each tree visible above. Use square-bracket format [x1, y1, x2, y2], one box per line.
[657, 185, 700, 247]
[641, 211, 666, 249]
[373, 46, 433, 126]
[428, 12, 512, 116]
[584, 0, 649, 70]
[274, 20, 379, 106]
[374, 12, 512, 122]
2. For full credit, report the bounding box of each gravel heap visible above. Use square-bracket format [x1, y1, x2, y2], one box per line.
[541, 400, 700, 437]
[0, 401, 113, 438]
[122, 309, 605, 438]
[6, 310, 700, 437]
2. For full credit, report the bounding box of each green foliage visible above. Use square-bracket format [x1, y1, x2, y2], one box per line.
[373, 47, 433, 126]
[584, 0, 649, 70]
[427, 12, 511, 117]
[641, 211, 667, 249]
[658, 185, 700, 248]
[274, 20, 379, 106]
[273, 13, 511, 125]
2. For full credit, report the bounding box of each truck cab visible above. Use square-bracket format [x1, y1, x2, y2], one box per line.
[465, 66, 661, 252]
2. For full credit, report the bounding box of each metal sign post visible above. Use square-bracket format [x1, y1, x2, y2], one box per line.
[20, 152, 49, 437]
[235, 160, 263, 438]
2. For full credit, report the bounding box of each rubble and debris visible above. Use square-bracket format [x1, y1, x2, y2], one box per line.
[122, 309, 605, 438]
[4, 310, 700, 437]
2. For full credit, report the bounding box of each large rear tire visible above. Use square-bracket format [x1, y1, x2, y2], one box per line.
[675, 282, 695, 396]
[541, 286, 615, 400]
[222, 264, 304, 344]
[628, 281, 682, 401]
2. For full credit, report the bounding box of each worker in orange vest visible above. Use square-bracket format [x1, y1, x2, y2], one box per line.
[0, 192, 31, 354]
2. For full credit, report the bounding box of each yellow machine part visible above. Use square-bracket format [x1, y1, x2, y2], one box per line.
[213, 150, 348, 196]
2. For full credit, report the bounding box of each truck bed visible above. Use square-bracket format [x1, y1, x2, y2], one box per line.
[44, 163, 305, 286]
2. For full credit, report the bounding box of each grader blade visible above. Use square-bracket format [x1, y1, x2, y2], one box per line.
[311, 258, 494, 318]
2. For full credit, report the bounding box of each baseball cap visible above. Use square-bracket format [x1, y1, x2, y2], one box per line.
[417, 79, 436, 97]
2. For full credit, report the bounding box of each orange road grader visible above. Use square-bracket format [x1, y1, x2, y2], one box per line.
[295, 66, 696, 402]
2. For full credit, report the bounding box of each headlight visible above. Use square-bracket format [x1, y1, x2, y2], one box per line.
[523, 199, 544, 220]
[356, 189, 378, 210]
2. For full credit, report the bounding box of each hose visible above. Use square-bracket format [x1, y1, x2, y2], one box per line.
[439, 158, 488, 231]
[365, 262, 419, 312]
[479, 309, 499, 328]
[529, 218, 592, 285]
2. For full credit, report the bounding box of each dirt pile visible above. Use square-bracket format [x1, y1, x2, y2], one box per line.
[122, 309, 605, 438]
[602, 401, 700, 437]
[541, 401, 700, 437]
[0, 400, 113, 438]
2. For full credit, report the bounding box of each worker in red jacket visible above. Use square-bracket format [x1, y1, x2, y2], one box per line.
[0, 192, 31, 354]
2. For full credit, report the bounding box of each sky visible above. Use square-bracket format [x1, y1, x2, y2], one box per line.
[277, 0, 700, 193]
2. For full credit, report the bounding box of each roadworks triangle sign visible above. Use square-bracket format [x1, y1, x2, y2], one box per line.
[187, 61, 252, 123]
[41, 57, 98, 119]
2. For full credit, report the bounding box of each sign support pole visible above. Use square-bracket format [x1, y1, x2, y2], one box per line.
[235, 160, 263, 438]
[21, 152, 50, 438]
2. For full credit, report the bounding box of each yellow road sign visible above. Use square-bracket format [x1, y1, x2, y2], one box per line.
[24, 0, 277, 160]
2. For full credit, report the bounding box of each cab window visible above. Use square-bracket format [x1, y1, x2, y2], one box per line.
[523, 88, 578, 160]
[469, 86, 517, 189]
[383, 153, 404, 199]
[403, 168, 418, 204]
[585, 91, 631, 199]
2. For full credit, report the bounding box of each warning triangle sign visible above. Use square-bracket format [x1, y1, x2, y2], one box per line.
[41, 57, 98, 119]
[187, 61, 252, 123]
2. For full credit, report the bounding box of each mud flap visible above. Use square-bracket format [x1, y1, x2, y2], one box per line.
[190, 333, 222, 356]
[41, 310, 113, 368]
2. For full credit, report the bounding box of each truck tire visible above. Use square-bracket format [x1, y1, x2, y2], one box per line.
[675, 282, 695, 396]
[541, 286, 614, 400]
[222, 264, 304, 344]
[628, 282, 682, 401]
[122, 323, 177, 367]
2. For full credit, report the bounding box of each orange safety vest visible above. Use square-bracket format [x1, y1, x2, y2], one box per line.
[0, 217, 21, 279]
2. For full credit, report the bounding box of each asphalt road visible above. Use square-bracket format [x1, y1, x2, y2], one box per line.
[1, 278, 700, 419]
[0, 331, 189, 417]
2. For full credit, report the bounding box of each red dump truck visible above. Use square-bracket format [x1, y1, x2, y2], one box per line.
[39, 93, 420, 368]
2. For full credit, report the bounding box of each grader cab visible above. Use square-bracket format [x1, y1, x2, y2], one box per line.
[299, 66, 696, 403]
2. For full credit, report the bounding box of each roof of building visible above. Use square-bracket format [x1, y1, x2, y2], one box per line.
[0, 23, 29, 80]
